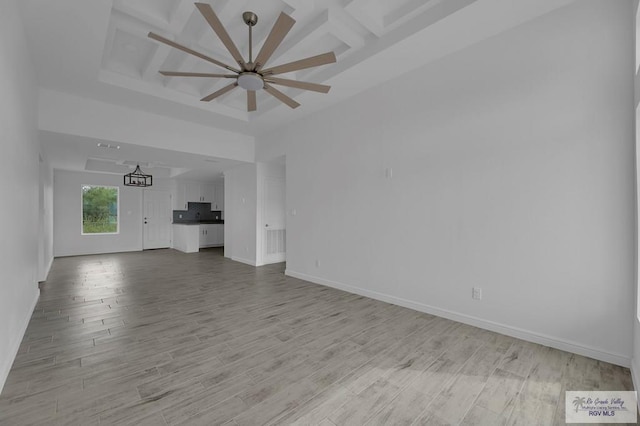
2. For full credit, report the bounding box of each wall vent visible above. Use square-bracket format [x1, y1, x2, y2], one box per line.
[265, 229, 286, 255]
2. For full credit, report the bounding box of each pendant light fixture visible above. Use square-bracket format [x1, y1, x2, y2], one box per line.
[124, 164, 152, 187]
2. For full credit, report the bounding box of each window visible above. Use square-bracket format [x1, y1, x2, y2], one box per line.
[81, 185, 119, 234]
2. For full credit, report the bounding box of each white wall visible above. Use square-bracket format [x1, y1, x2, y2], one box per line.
[53, 170, 172, 257]
[633, 0, 640, 400]
[0, 0, 41, 391]
[224, 161, 286, 266]
[259, 0, 635, 366]
[224, 164, 258, 265]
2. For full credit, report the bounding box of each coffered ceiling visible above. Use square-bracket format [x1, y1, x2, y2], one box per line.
[19, 0, 576, 179]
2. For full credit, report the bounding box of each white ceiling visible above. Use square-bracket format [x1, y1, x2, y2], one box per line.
[19, 0, 577, 180]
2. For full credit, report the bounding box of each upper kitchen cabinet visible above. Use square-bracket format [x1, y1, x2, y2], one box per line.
[174, 181, 188, 210]
[187, 182, 213, 203]
[174, 181, 217, 208]
[192, 182, 214, 203]
[213, 181, 224, 211]
[201, 184, 215, 204]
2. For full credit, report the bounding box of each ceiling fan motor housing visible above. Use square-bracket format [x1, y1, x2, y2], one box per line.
[243, 11, 258, 26]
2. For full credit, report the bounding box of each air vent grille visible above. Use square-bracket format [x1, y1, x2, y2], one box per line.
[265, 229, 285, 255]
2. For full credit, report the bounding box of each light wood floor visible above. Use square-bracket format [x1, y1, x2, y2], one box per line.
[0, 248, 634, 425]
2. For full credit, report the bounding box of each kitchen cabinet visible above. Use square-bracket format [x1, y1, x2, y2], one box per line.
[188, 182, 214, 203]
[175, 181, 217, 207]
[174, 182, 188, 210]
[199, 224, 224, 247]
[217, 224, 224, 245]
[173, 223, 224, 252]
[213, 181, 224, 211]
[201, 184, 215, 203]
[173, 224, 199, 253]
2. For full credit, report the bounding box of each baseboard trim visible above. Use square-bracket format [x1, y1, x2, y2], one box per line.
[285, 269, 631, 368]
[38, 255, 54, 283]
[0, 288, 40, 393]
[44, 256, 53, 280]
[232, 256, 258, 267]
[54, 248, 141, 258]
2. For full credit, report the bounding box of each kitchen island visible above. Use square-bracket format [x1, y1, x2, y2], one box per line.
[172, 221, 224, 253]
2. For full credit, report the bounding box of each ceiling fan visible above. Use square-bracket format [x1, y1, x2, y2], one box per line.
[148, 3, 337, 112]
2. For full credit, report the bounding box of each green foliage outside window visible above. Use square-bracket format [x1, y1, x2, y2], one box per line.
[82, 185, 118, 234]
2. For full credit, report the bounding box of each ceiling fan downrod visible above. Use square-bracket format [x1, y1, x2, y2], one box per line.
[242, 11, 258, 66]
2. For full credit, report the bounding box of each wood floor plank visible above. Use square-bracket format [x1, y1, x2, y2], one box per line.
[233, 379, 318, 426]
[328, 378, 402, 425]
[161, 374, 254, 425]
[427, 342, 507, 423]
[174, 396, 248, 426]
[365, 385, 431, 426]
[506, 347, 570, 425]
[285, 385, 356, 425]
[498, 340, 539, 378]
[0, 248, 632, 425]
[56, 385, 141, 420]
[473, 368, 525, 417]
[460, 405, 509, 426]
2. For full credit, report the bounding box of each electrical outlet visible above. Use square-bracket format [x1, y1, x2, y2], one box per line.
[472, 287, 482, 300]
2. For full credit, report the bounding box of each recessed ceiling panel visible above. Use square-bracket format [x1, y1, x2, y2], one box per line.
[38, 0, 570, 131]
[106, 29, 158, 78]
[118, 0, 180, 24]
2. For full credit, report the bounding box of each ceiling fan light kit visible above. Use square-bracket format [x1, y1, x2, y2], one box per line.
[237, 73, 264, 91]
[147, 2, 336, 112]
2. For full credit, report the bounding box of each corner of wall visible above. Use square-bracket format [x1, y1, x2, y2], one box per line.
[39, 255, 53, 283]
[231, 256, 258, 267]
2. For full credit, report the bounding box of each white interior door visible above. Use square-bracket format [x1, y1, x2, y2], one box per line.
[263, 177, 286, 264]
[143, 190, 171, 250]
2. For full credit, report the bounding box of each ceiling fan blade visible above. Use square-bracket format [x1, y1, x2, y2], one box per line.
[261, 51, 336, 76]
[201, 82, 238, 102]
[264, 77, 330, 93]
[247, 91, 257, 112]
[253, 12, 296, 72]
[195, 3, 246, 70]
[263, 83, 300, 109]
[148, 32, 240, 73]
[159, 71, 237, 78]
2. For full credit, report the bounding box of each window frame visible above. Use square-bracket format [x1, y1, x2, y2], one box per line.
[80, 184, 120, 235]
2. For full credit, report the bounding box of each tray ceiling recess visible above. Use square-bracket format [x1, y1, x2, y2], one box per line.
[147, 3, 337, 112]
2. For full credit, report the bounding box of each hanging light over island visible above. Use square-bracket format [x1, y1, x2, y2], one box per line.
[124, 164, 152, 187]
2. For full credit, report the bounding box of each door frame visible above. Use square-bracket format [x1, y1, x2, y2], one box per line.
[143, 189, 172, 250]
[261, 176, 286, 265]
